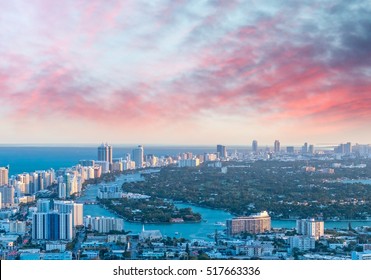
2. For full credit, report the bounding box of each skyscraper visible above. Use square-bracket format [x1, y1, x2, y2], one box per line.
[54, 200, 83, 227]
[98, 143, 113, 163]
[308, 144, 314, 154]
[32, 211, 73, 241]
[252, 140, 258, 153]
[132, 145, 144, 169]
[37, 199, 51, 213]
[64, 173, 78, 197]
[58, 183, 67, 199]
[0, 186, 15, 207]
[334, 142, 352, 154]
[0, 167, 9, 186]
[301, 142, 308, 154]
[344, 142, 352, 154]
[274, 140, 280, 153]
[217, 144, 227, 159]
[29, 172, 39, 194]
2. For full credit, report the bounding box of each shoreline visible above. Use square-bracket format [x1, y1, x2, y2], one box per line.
[83, 172, 371, 224]
[98, 201, 202, 225]
[173, 201, 371, 223]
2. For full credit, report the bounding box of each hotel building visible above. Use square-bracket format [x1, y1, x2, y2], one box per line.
[227, 211, 271, 235]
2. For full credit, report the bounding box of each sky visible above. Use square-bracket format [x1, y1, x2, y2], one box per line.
[1, 0, 371, 146]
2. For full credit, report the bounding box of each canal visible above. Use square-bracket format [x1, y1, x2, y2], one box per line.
[78, 173, 371, 240]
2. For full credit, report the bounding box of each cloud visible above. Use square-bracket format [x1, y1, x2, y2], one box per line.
[1, 0, 371, 143]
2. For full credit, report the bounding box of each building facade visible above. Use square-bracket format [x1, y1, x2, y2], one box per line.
[32, 212, 73, 241]
[0, 167, 9, 186]
[84, 216, 124, 233]
[132, 145, 144, 169]
[98, 143, 113, 163]
[227, 211, 271, 235]
[296, 218, 324, 240]
[0, 186, 15, 207]
[274, 140, 280, 153]
[252, 140, 258, 153]
[217, 145, 227, 159]
[290, 236, 316, 251]
[178, 159, 200, 167]
[53, 200, 83, 227]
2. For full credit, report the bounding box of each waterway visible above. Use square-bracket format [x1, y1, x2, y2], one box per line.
[341, 179, 371, 185]
[78, 173, 371, 240]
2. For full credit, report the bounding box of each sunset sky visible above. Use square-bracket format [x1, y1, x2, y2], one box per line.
[1, 0, 371, 146]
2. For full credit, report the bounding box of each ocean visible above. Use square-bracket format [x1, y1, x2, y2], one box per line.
[0, 146, 243, 175]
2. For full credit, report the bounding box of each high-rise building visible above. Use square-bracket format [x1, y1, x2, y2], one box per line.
[178, 159, 200, 167]
[132, 145, 144, 169]
[95, 161, 110, 174]
[79, 160, 95, 167]
[252, 140, 258, 153]
[98, 143, 113, 163]
[301, 142, 308, 154]
[286, 146, 294, 153]
[344, 142, 352, 155]
[274, 140, 280, 153]
[14, 181, 26, 196]
[146, 154, 158, 167]
[59, 213, 74, 240]
[0, 186, 15, 207]
[84, 216, 124, 233]
[17, 173, 30, 194]
[37, 199, 51, 213]
[58, 183, 67, 199]
[296, 218, 324, 240]
[217, 145, 227, 159]
[9, 220, 27, 234]
[0, 167, 9, 186]
[308, 144, 314, 154]
[226, 211, 271, 235]
[32, 211, 73, 241]
[334, 143, 352, 154]
[64, 172, 78, 197]
[32, 212, 52, 240]
[93, 165, 102, 178]
[54, 200, 83, 227]
[29, 172, 39, 194]
[97, 185, 123, 199]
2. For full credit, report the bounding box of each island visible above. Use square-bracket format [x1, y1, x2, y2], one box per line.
[98, 196, 201, 224]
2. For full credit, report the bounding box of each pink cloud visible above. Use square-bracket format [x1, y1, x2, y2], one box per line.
[1, 0, 371, 142]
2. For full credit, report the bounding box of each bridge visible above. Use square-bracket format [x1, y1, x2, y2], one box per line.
[83, 200, 98, 205]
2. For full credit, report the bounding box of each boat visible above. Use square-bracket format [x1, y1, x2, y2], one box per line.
[214, 222, 226, 226]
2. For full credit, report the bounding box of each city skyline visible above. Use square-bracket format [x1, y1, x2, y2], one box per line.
[1, 1, 371, 145]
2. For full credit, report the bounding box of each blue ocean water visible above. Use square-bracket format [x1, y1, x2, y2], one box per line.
[0, 146, 243, 175]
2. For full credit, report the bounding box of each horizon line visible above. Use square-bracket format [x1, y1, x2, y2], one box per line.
[0, 142, 368, 148]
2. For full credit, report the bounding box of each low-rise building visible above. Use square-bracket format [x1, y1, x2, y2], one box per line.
[352, 251, 371, 260]
[289, 236, 315, 251]
[139, 228, 163, 241]
[42, 251, 72, 260]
